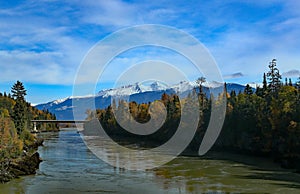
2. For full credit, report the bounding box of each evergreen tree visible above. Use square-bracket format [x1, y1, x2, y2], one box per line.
[289, 78, 293, 86]
[196, 77, 206, 95]
[230, 90, 236, 98]
[256, 74, 268, 97]
[296, 77, 300, 90]
[11, 81, 27, 134]
[196, 77, 206, 108]
[255, 86, 263, 97]
[244, 84, 253, 95]
[224, 82, 228, 96]
[263, 73, 268, 92]
[11, 81, 27, 100]
[266, 59, 282, 94]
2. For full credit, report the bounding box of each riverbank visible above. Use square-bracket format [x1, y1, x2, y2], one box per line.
[0, 138, 43, 183]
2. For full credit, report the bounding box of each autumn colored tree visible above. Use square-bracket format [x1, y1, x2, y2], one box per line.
[1, 83, 56, 163]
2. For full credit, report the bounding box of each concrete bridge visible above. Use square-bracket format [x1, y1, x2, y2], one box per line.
[31, 120, 87, 132]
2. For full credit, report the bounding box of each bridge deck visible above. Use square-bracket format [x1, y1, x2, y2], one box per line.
[31, 120, 87, 123]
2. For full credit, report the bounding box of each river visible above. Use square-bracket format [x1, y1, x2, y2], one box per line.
[1, 128, 300, 193]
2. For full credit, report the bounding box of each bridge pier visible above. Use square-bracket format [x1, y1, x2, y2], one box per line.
[33, 121, 38, 133]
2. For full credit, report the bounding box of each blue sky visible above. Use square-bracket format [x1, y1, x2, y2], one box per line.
[0, 0, 299, 104]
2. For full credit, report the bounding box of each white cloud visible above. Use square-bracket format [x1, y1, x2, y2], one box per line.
[0, 1, 94, 85]
[0, 50, 65, 84]
[224, 72, 244, 79]
[282, 69, 300, 78]
[74, 0, 141, 28]
[69, 0, 184, 29]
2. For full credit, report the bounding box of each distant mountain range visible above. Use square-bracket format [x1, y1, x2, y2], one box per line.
[36, 81, 249, 120]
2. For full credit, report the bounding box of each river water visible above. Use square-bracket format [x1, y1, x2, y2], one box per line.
[1, 128, 300, 193]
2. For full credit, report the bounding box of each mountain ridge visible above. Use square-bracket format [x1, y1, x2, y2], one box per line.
[36, 81, 250, 120]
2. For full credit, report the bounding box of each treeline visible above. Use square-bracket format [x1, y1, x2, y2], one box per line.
[86, 94, 182, 146]
[87, 59, 300, 169]
[0, 81, 56, 161]
[218, 59, 300, 169]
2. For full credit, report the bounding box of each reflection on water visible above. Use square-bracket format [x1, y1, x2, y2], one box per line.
[0, 128, 300, 193]
[154, 157, 300, 193]
[82, 135, 180, 170]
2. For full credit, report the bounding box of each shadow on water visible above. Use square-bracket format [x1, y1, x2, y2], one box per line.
[152, 151, 300, 193]
[234, 170, 300, 189]
[202, 151, 300, 189]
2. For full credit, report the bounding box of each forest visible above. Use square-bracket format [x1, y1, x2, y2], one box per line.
[86, 59, 300, 171]
[0, 81, 56, 182]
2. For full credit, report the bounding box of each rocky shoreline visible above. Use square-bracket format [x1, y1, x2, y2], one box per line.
[0, 138, 44, 183]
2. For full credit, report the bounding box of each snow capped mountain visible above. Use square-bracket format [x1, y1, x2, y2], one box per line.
[50, 81, 226, 102]
[203, 81, 224, 88]
[97, 81, 169, 98]
[95, 80, 225, 98]
[36, 81, 246, 120]
[246, 82, 263, 89]
[170, 81, 196, 93]
[149, 81, 168, 91]
[52, 97, 70, 105]
[51, 95, 94, 105]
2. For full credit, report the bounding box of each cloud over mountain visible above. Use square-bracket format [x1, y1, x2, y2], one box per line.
[224, 72, 244, 79]
[282, 69, 300, 77]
